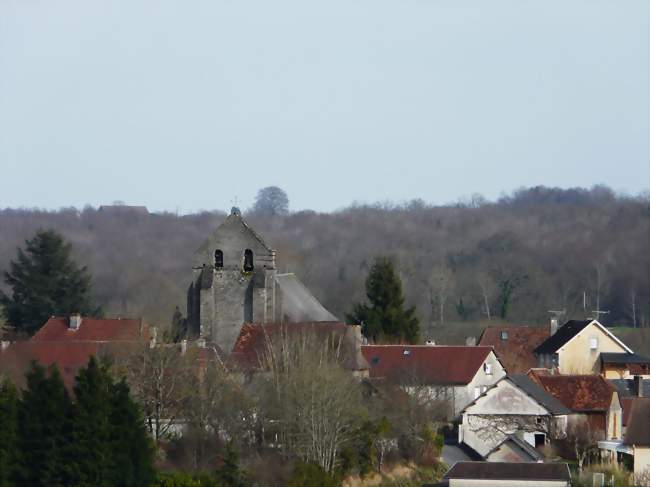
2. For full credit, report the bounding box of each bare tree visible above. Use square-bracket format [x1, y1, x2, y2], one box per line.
[255, 326, 364, 473]
[566, 417, 603, 471]
[113, 342, 193, 445]
[428, 264, 453, 326]
[476, 271, 493, 321]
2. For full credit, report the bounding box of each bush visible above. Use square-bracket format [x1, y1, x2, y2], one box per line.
[287, 462, 339, 487]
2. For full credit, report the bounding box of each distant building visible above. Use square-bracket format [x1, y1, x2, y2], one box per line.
[98, 205, 149, 215]
[186, 207, 337, 353]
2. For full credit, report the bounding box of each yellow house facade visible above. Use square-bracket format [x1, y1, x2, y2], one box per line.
[534, 320, 632, 375]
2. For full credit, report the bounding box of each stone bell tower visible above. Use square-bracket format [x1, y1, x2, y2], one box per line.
[186, 207, 276, 352]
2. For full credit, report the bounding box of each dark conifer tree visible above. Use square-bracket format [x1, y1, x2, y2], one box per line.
[108, 378, 155, 486]
[0, 378, 18, 487]
[0, 229, 101, 335]
[68, 356, 113, 487]
[16, 363, 72, 487]
[347, 257, 420, 343]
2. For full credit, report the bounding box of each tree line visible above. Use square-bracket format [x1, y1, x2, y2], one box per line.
[0, 185, 647, 335]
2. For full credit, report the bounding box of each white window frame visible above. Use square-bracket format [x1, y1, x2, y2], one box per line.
[589, 337, 599, 350]
[484, 362, 493, 375]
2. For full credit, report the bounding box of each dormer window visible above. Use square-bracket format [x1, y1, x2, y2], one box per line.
[214, 250, 223, 268]
[501, 331, 509, 340]
[243, 249, 254, 272]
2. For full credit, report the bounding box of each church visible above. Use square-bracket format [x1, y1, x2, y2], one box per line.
[186, 207, 337, 353]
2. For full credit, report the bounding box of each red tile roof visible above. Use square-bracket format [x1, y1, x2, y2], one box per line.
[231, 322, 362, 370]
[0, 341, 103, 389]
[528, 372, 615, 412]
[478, 325, 549, 373]
[361, 345, 494, 385]
[32, 316, 148, 342]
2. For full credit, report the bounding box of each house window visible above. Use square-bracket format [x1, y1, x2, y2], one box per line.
[243, 249, 254, 272]
[534, 433, 546, 448]
[474, 387, 481, 399]
[589, 338, 598, 350]
[501, 331, 509, 340]
[484, 363, 493, 375]
[214, 250, 223, 268]
[536, 416, 543, 425]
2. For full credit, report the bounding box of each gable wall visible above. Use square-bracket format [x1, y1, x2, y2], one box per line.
[558, 323, 628, 374]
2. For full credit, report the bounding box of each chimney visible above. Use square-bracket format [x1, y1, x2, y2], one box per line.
[634, 375, 644, 397]
[550, 318, 559, 336]
[465, 336, 476, 346]
[69, 313, 82, 330]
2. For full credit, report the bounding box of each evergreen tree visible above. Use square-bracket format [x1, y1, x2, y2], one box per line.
[69, 357, 155, 487]
[215, 441, 248, 487]
[347, 257, 419, 343]
[16, 363, 72, 487]
[68, 356, 114, 487]
[0, 378, 18, 487]
[0, 229, 101, 335]
[108, 378, 155, 486]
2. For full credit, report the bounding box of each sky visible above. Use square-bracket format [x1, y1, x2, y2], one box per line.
[0, 0, 648, 214]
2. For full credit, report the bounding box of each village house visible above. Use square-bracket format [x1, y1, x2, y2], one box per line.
[361, 345, 506, 418]
[478, 324, 550, 373]
[610, 376, 650, 435]
[458, 374, 571, 460]
[528, 371, 623, 443]
[0, 314, 152, 389]
[533, 319, 633, 374]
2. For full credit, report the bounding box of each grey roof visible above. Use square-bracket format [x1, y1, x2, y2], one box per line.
[508, 374, 572, 415]
[275, 273, 338, 322]
[486, 435, 545, 462]
[601, 352, 650, 364]
[609, 378, 650, 398]
[534, 320, 592, 354]
[444, 462, 571, 481]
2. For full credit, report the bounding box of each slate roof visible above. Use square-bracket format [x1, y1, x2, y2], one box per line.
[443, 461, 571, 481]
[231, 322, 368, 371]
[624, 398, 650, 446]
[529, 373, 615, 412]
[32, 316, 148, 342]
[508, 374, 572, 415]
[478, 325, 549, 373]
[609, 378, 650, 398]
[601, 352, 650, 364]
[362, 345, 494, 385]
[485, 434, 545, 462]
[533, 320, 592, 354]
[274, 273, 338, 322]
[534, 319, 632, 355]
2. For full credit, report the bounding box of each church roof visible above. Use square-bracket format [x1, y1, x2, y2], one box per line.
[274, 273, 338, 322]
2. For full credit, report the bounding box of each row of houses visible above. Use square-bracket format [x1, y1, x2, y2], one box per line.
[1, 314, 649, 483]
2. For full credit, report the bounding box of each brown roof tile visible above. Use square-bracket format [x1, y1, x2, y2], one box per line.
[32, 316, 148, 342]
[362, 345, 493, 385]
[529, 372, 615, 412]
[478, 325, 549, 373]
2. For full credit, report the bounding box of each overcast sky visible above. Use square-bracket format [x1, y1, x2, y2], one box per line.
[1, 0, 648, 213]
